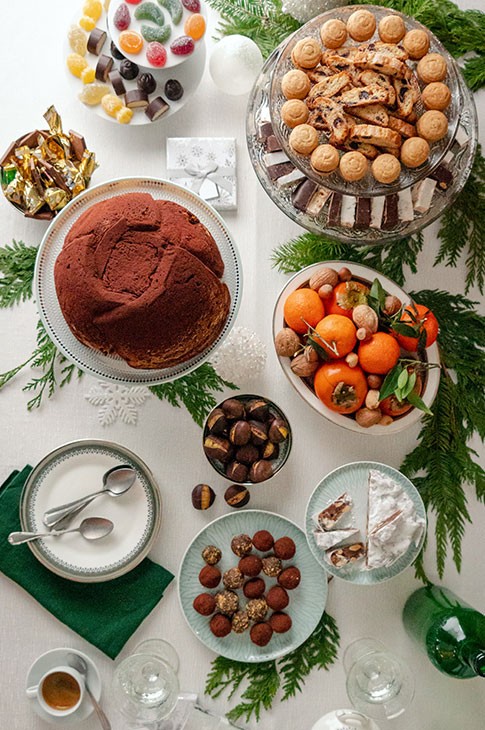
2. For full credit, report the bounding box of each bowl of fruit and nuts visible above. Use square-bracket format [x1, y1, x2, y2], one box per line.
[273, 261, 440, 433]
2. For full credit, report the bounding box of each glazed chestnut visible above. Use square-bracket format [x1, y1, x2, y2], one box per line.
[224, 484, 250, 508]
[268, 417, 290, 443]
[225, 461, 248, 483]
[229, 420, 251, 446]
[221, 398, 245, 420]
[249, 421, 268, 446]
[206, 408, 228, 435]
[260, 441, 279, 460]
[203, 435, 232, 462]
[191, 483, 215, 510]
[235, 444, 259, 465]
[249, 460, 273, 483]
[246, 399, 270, 421]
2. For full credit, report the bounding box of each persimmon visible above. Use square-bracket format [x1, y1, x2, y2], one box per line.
[314, 361, 368, 414]
[314, 314, 357, 359]
[380, 369, 423, 417]
[394, 303, 439, 351]
[283, 288, 325, 334]
[325, 281, 369, 318]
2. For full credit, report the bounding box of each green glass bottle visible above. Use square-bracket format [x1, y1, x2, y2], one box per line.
[403, 585, 485, 679]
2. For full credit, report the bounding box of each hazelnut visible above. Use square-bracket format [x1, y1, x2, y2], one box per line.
[338, 266, 352, 281]
[207, 408, 228, 435]
[221, 398, 245, 420]
[246, 399, 270, 421]
[379, 415, 394, 426]
[367, 374, 383, 389]
[225, 461, 249, 483]
[203, 435, 232, 462]
[268, 417, 290, 443]
[355, 407, 382, 427]
[291, 353, 319, 377]
[384, 295, 402, 316]
[229, 420, 251, 446]
[309, 266, 339, 290]
[249, 420, 268, 446]
[249, 460, 273, 483]
[356, 327, 371, 341]
[224, 484, 250, 508]
[318, 284, 334, 300]
[346, 352, 359, 368]
[352, 304, 378, 334]
[275, 328, 301, 357]
[191, 483, 216, 510]
[365, 389, 381, 410]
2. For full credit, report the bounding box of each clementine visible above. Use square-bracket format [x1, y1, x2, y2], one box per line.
[358, 332, 400, 374]
[314, 361, 368, 414]
[394, 303, 439, 352]
[284, 288, 325, 334]
[314, 315, 357, 359]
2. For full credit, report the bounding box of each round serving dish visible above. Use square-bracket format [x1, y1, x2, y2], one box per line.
[246, 42, 477, 244]
[269, 5, 461, 198]
[178, 509, 327, 662]
[272, 261, 440, 435]
[202, 394, 292, 486]
[34, 177, 242, 385]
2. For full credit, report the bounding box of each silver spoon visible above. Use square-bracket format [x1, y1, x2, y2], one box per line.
[8, 517, 114, 545]
[66, 653, 111, 730]
[43, 466, 136, 529]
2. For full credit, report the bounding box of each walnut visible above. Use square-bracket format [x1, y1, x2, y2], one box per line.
[309, 267, 339, 290]
[383, 295, 402, 316]
[352, 304, 378, 334]
[291, 353, 319, 377]
[355, 407, 382, 427]
[275, 328, 301, 357]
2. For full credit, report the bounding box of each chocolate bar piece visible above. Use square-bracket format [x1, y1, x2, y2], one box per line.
[382, 194, 399, 230]
[69, 131, 87, 162]
[274, 168, 306, 189]
[265, 135, 283, 152]
[125, 90, 149, 110]
[314, 492, 352, 530]
[341, 195, 356, 228]
[257, 121, 273, 141]
[95, 54, 113, 82]
[109, 70, 126, 97]
[328, 193, 343, 227]
[87, 28, 107, 55]
[327, 543, 366, 568]
[412, 178, 437, 214]
[306, 187, 332, 216]
[292, 178, 318, 211]
[267, 161, 294, 181]
[263, 151, 289, 166]
[430, 164, 453, 190]
[398, 188, 414, 222]
[355, 197, 371, 229]
[145, 97, 170, 121]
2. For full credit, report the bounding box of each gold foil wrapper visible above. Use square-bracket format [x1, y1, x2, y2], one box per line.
[1, 105, 97, 219]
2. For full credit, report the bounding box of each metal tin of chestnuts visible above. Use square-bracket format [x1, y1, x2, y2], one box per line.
[202, 394, 292, 486]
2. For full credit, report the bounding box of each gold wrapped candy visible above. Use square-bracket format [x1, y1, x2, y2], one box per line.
[0, 105, 97, 219]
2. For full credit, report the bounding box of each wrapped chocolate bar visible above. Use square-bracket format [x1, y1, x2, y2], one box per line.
[0, 106, 97, 220]
[167, 137, 237, 211]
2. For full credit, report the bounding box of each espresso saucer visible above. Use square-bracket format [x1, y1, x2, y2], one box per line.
[26, 648, 102, 725]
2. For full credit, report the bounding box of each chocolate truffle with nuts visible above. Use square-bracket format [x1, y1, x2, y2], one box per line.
[223, 567, 244, 589]
[215, 590, 239, 616]
[232, 610, 250, 634]
[262, 555, 283, 577]
[231, 534, 252, 557]
[246, 598, 268, 621]
[202, 545, 222, 565]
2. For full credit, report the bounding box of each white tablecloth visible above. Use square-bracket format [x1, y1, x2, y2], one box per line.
[1, 1, 484, 728]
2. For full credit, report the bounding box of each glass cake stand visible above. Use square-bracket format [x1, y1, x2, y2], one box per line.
[246, 25, 478, 245]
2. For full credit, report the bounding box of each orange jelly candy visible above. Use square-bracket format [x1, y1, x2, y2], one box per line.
[118, 30, 144, 54]
[184, 13, 206, 40]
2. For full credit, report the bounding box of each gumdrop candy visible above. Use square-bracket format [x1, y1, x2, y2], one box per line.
[170, 35, 194, 55]
[68, 25, 88, 56]
[114, 3, 130, 30]
[79, 15, 97, 31]
[141, 23, 171, 43]
[135, 1, 165, 25]
[79, 82, 110, 105]
[119, 29, 144, 54]
[146, 41, 167, 66]
[67, 53, 96, 83]
[116, 106, 134, 123]
[157, 0, 183, 25]
[101, 93, 124, 116]
[182, 0, 200, 10]
[126, 0, 142, 3]
[184, 13, 205, 40]
[83, 0, 103, 20]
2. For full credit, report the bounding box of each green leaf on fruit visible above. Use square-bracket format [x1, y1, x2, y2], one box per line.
[397, 369, 409, 389]
[368, 278, 387, 315]
[306, 335, 330, 361]
[406, 389, 433, 415]
[379, 364, 403, 401]
[392, 322, 419, 337]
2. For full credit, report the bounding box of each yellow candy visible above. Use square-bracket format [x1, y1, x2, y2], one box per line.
[79, 15, 96, 31]
[83, 0, 102, 21]
[116, 107, 134, 124]
[68, 24, 87, 56]
[79, 82, 110, 105]
[81, 67, 96, 84]
[101, 94, 124, 117]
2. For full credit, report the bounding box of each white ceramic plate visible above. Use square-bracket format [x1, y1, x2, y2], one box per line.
[34, 177, 242, 385]
[108, 0, 206, 70]
[65, 4, 206, 125]
[305, 461, 426, 585]
[19, 440, 161, 582]
[178, 510, 328, 662]
[26, 648, 101, 725]
[272, 261, 440, 435]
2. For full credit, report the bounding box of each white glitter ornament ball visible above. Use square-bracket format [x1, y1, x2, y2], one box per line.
[282, 0, 346, 24]
[209, 35, 264, 96]
[210, 327, 267, 383]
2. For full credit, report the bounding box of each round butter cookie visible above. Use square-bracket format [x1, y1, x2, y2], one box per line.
[281, 99, 309, 127]
[371, 154, 401, 184]
[289, 124, 319, 155]
[281, 69, 311, 100]
[347, 9, 376, 42]
[378, 15, 406, 44]
[310, 144, 340, 173]
[417, 53, 447, 84]
[400, 136, 430, 167]
[291, 37, 322, 69]
[402, 29, 429, 59]
[416, 110, 448, 142]
[421, 81, 451, 111]
[339, 151, 368, 181]
[320, 19, 347, 49]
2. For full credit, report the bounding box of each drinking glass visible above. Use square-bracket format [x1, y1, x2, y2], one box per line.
[343, 638, 414, 721]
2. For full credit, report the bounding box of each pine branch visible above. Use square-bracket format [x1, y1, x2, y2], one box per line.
[0, 240, 37, 307]
[462, 54, 485, 92]
[149, 363, 237, 427]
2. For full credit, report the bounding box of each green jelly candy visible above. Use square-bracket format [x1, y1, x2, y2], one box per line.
[134, 2, 165, 25]
[1, 168, 16, 186]
[157, 0, 183, 25]
[141, 23, 171, 42]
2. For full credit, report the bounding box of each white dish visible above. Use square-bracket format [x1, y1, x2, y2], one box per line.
[19, 439, 161, 582]
[26, 648, 101, 725]
[34, 177, 242, 385]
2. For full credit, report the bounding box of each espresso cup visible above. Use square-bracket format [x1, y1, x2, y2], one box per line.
[26, 665, 84, 717]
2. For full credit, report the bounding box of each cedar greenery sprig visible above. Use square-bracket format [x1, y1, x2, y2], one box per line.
[205, 611, 339, 723]
[0, 240, 37, 307]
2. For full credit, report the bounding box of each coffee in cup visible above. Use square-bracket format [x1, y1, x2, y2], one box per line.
[26, 665, 84, 717]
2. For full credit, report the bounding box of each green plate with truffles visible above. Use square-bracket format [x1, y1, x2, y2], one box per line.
[178, 510, 328, 662]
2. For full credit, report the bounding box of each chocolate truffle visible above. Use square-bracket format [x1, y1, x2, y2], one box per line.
[137, 72, 157, 94]
[225, 461, 249, 483]
[243, 577, 266, 599]
[232, 610, 250, 634]
[266, 586, 289, 611]
[239, 555, 263, 577]
[231, 534, 252, 557]
[119, 59, 139, 80]
[273, 537, 296, 561]
[229, 420, 251, 445]
[249, 460, 273, 483]
[224, 484, 250, 509]
[223, 567, 244, 589]
[215, 590, 239, 616]
[250, 622, 273, 647]
[252, 530, 274, 552]
[210, 613, 231, 637]
[199, 565, 221, 588]
[165, 79, 184, 101]
[246, 598, 268, 621]
[278, 567, 301, 590]
[236, 445, 259, 465]
[221, 398, 245, 420]
[262, 556, 283, 578]
[191, 483, 215, 510]
[202, 545, 222, 565]
[193, 593, 216, 616]
[269, 612, 292, 633]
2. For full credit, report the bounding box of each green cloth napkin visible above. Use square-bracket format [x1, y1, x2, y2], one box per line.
[0, 467, 174, 659]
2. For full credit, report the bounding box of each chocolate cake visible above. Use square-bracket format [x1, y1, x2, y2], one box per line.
[54, 193, 230, 369]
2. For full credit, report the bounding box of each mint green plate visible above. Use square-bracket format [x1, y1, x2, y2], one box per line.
[178, 510, 327, 662]
[305, 461, 426, 585]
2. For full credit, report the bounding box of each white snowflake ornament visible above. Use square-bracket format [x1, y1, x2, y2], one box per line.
[210, 327, 266, 383]
[282, 0, 345, 23]
[85, 383, 151, 426]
